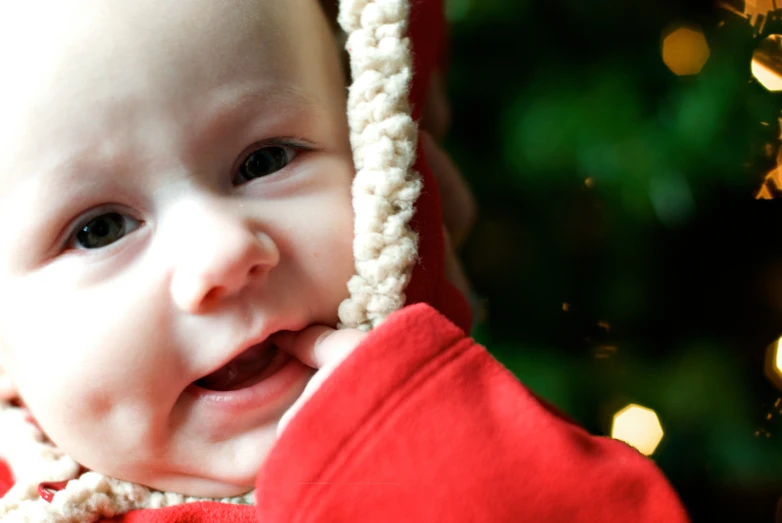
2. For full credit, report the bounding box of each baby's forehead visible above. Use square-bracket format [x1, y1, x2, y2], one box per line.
[0, 0, 335, 158]
[0, 0, 298, 66]
[0, 0, 330, 77]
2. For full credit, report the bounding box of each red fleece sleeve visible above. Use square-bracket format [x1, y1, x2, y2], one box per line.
[253, 304, 690, 522]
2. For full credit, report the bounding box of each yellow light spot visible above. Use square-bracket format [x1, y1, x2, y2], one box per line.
[752, 35, 782, 91]
[765, 338, 782, 389]
[753, 62, 782, 90]
[756, 167, 782, 199]
[662, 26, 711, 76]
[718, 0, 779, 32]
[585, 177, 594, 189]
[562, 303, 570, 312]
[611, 404, 664, 456]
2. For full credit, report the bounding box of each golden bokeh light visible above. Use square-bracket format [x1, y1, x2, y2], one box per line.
[752, 34, 782, 91]
[662, 26, 711, 76]
[764, 337, 782, 389]
[718, 0, 780, 34]
[777, 340, 782, 375]
[755, 117, 782, 200]
[611, 404, 664, 456]
[756, 166, 782, 199]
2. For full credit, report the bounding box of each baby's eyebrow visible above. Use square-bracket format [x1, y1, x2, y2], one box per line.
[231, 86, 321, 113]
[36, 85, 324, 189]
[197, 85, 324, 141]
[2, 85, 327, 244]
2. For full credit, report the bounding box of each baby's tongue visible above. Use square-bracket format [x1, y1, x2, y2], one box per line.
[195, 343, 277, 391]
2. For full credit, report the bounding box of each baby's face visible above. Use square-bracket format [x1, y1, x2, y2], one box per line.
[0, 0, 355, 496]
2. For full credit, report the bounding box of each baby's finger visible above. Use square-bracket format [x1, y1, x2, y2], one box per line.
[275, 326, 368, 438]
[277, 362, 334, 437]
[272, 326, 333, 369]
[273, 326, 366, 370]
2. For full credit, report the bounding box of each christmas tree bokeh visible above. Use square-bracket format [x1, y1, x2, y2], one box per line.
[446, 0, 782, 520]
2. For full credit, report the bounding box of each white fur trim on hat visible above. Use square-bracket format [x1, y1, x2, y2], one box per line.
[0, 0, 421, 520]
[336, 0, 422, 330]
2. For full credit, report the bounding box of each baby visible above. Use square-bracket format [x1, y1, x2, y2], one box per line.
[0, 0, 691, 521]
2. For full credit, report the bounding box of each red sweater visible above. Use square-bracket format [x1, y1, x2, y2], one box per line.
[0, 304, 688, 522]
[0, 1, 691, 520]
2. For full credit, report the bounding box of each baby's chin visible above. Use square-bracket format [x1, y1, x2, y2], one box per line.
[74, 355, 308, 497]
[115, 461, 261, 499]
[143, 476, 256, 499]
[75, 428, 280, 499]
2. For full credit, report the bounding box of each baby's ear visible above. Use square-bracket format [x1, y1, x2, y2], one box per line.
[0, 363, 18, 401]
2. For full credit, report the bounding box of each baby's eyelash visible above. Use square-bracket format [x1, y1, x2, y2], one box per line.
[232, 138, 317, 185]
[245, 137, 317, 155]
[64, 207, 143, 252]
[58, 137, 318, 253]
[260, 137, 314, 149]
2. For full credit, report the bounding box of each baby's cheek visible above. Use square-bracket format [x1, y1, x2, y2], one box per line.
[14, 350, 120, 436]
[12, 377, 91, 462]
[32, 384, 154, 474]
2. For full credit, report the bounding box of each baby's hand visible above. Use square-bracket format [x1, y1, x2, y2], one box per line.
[272, 326, 367, 437]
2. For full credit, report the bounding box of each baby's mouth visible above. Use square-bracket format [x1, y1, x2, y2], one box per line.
[194, 340, 280, 392]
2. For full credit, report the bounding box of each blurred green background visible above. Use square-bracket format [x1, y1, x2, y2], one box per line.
[445, 0, 782, 520]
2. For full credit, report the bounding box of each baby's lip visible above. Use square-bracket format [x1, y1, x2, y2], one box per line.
[193, 331, 275, 385]
[191, 324, 305, 390]
[193, 339, 278, 391]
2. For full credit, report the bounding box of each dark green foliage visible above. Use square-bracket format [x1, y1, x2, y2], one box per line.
[447, 1, 782, 520]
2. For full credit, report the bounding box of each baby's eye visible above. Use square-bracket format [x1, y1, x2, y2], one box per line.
[71, 212, 141, 250]
[233, 145, 298, 185]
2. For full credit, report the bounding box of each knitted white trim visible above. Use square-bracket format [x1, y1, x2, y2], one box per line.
[0, 402, 254, 522]
[336, 0, 422, 331]
[0, 0, 421, 521]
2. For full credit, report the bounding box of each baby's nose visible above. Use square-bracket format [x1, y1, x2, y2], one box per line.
[167, 204, 280, 314]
